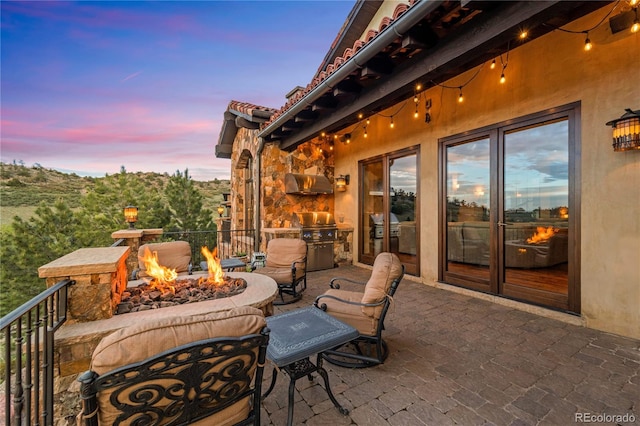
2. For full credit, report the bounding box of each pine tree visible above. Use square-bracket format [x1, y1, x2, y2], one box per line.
[0, 200, 79, 315]
[165, 169, 214, 231]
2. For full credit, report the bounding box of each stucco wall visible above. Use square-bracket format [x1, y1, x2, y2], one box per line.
[334, 6, 639, 339]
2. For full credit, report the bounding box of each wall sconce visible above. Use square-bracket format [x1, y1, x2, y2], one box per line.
[123, 205, 138, 229]
[336, 174, 350, 192]
[606, 108, 640, 152]
[217, 206, 225, 217]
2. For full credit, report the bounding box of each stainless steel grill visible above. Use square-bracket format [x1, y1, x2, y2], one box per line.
[292, 212, 336, 271]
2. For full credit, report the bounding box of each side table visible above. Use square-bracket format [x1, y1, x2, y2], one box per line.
[262, 306, 358, 426]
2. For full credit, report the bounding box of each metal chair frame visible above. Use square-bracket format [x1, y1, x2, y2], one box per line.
[314, 266, 403, 368]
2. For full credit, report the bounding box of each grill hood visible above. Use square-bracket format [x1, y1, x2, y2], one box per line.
[284, 173, 333, 195]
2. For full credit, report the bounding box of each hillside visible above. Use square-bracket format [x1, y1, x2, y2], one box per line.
[0, 162, 230, 226]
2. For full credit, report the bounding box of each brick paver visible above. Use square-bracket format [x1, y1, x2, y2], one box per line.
[260, 265, 640, 425]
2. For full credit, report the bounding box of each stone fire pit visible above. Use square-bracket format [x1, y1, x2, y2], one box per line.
[117, 275, 248, 314]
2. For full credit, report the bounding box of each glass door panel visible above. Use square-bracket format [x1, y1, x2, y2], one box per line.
[390, 154, 418, 275]
[501, 120, 569, 309]
[360, 160, 384, 265]
[445, 138, 491, 291]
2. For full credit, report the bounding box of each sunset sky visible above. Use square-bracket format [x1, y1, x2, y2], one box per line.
[1, 1, 354, 181]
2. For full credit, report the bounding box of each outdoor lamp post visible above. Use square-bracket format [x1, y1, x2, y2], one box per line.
[123, 205, 138, 229]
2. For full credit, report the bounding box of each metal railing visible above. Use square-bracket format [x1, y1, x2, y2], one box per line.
[162, 228, 257, 269]
[1, 279, 74, 426]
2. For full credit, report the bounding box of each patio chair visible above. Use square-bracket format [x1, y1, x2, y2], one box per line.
[252, 238, 307, 305]
[77, 306, 269, 426]
[130, 240, 192, 280]
[314, 252, 404, 368]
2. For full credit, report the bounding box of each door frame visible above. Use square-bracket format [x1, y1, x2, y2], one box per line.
[359, 145, 420, 276]
[438, 102, 581, 313]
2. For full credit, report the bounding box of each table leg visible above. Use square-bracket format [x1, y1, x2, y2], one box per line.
[316, 353, 349, 415]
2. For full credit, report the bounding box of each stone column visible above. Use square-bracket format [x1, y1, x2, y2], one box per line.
[38, 246, 130, 324]
[111, 228, 163, 276]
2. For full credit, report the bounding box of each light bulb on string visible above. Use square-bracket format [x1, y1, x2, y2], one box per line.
[390, 116, 395, 128]
[584, 32, 592, 51]
[364, 127, 368, 138]
[632, 8, 639, 33]
[414, 103, 419, 118]
[500, 67, 506, 84]
[520, 30, 528, 40]
[490, 59, 496, 69]
[366, 118, 370, 126]
[458, 87, 464, 103]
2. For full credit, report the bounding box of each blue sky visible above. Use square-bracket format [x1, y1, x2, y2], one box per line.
[1, 0, 355, 180]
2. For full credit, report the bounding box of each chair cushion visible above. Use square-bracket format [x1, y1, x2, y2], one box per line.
[254, 266, 295, 285]
[361, 252, 403, 319]
[91, 306, 266, 425]
[264, 238, 307, 272]
[137, 241, 191, 278]
[320, 289, 378, 336]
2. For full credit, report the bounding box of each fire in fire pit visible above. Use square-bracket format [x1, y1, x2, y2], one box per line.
[117, 246, 246, 314]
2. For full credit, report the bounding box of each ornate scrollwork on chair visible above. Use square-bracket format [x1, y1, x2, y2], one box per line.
[77, 306, 269, 426]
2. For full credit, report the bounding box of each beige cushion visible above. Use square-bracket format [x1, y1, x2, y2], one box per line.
[264, 238, 307, 270]
[320, 289, 378, 336]
[137, 241, 191, 278]
[91, 306, 266, 425]
[361, 252, 403, 318]
[255, 239, 307, 284]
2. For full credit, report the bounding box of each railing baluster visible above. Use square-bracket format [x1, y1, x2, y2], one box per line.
[13, 318, 24, 425]
[25, 311, 33, 426]
[33, 305, 41, 426]
[4, 326, 12, 426]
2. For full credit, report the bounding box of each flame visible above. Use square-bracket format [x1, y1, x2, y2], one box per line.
[526, 226, 557, 244]
[200, 246, 225, 286]
[139, 247, 177, 293]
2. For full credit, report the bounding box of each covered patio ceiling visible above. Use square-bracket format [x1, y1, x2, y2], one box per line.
[259, 0, 610, 152]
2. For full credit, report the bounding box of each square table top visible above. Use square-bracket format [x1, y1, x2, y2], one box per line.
[266, 306, 358, 367]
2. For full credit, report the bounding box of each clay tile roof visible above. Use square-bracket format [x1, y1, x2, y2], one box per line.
[261, 1, 415, 131]
[228, 100, 277, 117]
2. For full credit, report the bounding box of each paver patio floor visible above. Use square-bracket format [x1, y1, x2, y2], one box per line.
[260, 264, 639, 425]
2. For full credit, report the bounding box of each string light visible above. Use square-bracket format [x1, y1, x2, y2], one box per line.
[520, 30, 528, 39]
[363, 126, 368, 138]
[390, 116, 395, 128]
[584, 32, 592, 51]
[490, 59, 496, 69]
[545, 2, 619, 52]
[458, 87, 464, 103]
[632, 7, 639, 33]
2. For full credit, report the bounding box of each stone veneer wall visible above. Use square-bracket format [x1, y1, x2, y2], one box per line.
[260, 140, 334, 231]
[229, 128, 338, 253]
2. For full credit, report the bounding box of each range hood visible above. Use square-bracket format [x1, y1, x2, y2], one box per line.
[284, 173, 333, 195]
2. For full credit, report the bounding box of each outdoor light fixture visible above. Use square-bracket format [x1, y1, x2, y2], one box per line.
[217, 206, 225, 217]
[336, 175, 350, 192]
[606, 108, 640, 152]
[123, 205, 138, 229]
